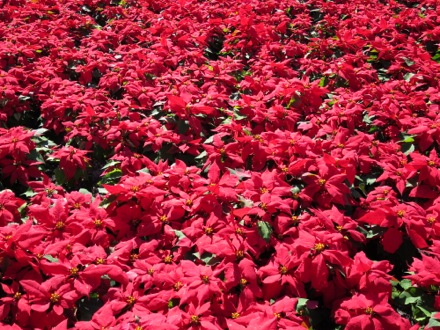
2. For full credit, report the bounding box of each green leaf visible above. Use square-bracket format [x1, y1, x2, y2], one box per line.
[399, 291, 420, 305]
[17, 202, 27, 216]
[168, 298, 180, 309]
[368, 125, 380, 133]
[257, 221, 273, 242]
[99, 195, 116, 208]
[366, 177, 376, 185]
[402, 136, 414, 143]
[89, 292, 99, 299]
[318, 76, 328, 87]
[400, 279, 413, 290]
[200, 252, 214, 263]
[101, 160, 120, 170]
[54, 168, 66, 185]
[427, 317, 440, 328]
[27, 149, 44, 162]
[296, 298, 309, 312]
[32, 128, 48, 136]
[98, 168, 122, 185]
[78, 188, 91, 195]
[365, 226, 385, 239]
[233, 108, 247, 120]
[174, 230, 186, 242]
[243, 128, 252, 136]
[402, 143, 415, 155]
[402, 57, 415, 67]
[417, 305, 433, 317]
[97, 187, 108, 195]
[362, 113, 375, 124]
[43, 255, 58, 263]
[287, 97, 297, 108]
[404, 72, 415, 82]
[22, 189, 37, 198]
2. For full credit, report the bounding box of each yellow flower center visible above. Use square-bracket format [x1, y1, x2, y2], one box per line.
[427, 216, 436, 224]
[94, 219, 103, 228]
[190, 315, 200, 324]
[163, 255, 173, 264]
[365, 306, 374, 315]
[126, 295, 136, 305]
[318, 178, 326, 186]
[232, 312, 240, 319]
[279, 265, 288, 275]
[69, 267, 79, 276]
[201, 275, 210, 284]
[314, 243, 326, 252]
[50, 292, 60, 303]
[174, 281, 183, 291]
[13, 292, 22, 300]
[204, 227, 214, 235]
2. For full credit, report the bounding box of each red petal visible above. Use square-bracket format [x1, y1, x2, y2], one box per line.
[167, 95, 187, 111]
[382, 228, 403, 253]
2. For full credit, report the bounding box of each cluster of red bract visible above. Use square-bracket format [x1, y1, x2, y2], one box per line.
[0, 0, 440, 328]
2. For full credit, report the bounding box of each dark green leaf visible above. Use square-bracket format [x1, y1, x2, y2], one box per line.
[98, 168, 122, 185]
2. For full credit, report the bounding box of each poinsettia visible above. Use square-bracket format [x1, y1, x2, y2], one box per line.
[405, 254, 440, 288]
[0, 190, 25, 226]
[49, 146, 90, 181]
[20, 276, 78, 315]
[299, 156, 352, 206]
[0, 0, 439, 328]
[334, 292, 413, 330]
[258, 244, 307, 299]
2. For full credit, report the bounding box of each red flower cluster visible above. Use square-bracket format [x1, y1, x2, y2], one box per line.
[0, 0, 439, 328]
